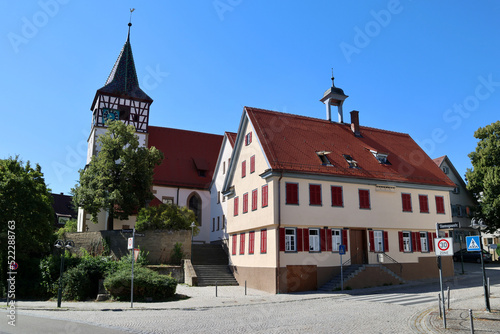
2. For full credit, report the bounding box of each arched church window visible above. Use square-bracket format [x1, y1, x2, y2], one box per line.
[188, 192, 202, 226]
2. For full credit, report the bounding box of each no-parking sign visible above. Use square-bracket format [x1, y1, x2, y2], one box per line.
[434, 237, 454, 256]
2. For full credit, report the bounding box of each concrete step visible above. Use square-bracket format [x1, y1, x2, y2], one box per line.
[192, 244, 229, 265]
[193, 264, 238, 287]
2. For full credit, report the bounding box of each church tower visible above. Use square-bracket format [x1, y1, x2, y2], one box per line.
[86, 22, 153, 164]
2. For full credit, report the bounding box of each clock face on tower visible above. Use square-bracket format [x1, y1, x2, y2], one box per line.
[102, 108, 120, 123]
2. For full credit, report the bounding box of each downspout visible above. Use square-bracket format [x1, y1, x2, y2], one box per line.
[276, 172, 283, 294]
[176, 187, 180, 205]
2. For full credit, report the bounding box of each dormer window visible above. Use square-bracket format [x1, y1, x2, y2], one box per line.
[343, 154, 358, 168]
[316, 151, 332, 166]
[370, 150, 390, 165]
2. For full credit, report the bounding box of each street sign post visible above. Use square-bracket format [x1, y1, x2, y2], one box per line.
[435, 222, 458, 329]
[339, 245, 345, 290]
[434, 238, 454, 256]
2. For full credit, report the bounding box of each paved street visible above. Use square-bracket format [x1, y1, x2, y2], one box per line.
[1, 262, 499, 333]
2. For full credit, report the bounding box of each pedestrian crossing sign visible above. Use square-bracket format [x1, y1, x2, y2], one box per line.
[466, 236, 480, 252]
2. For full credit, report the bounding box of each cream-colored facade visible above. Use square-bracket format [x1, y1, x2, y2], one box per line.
[221, 108, 456, 293]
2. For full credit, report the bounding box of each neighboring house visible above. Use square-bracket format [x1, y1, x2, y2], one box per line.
[433, 156, 476, 251]
[52, 193, 77, 228]
[77, 25, 222, 242]
[221, 79, 456, 293]
[209, 132, 237, 245]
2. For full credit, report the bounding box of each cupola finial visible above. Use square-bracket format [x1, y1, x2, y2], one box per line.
[331, 68, 335, 87]
[128, 8, 135, 37]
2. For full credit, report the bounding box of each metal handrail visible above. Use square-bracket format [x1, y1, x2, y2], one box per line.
[379, 252, 403, 276]
[342, 250, 367, 266]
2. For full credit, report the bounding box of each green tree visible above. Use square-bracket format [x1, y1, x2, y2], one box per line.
[0, 157, 54, 296]
[466, 120, 500, 231]
[135, 203, 199, 234]
[72, 121, 163, 230]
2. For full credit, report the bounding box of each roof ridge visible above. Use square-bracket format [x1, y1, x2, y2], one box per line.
[148, 125, 223, 137]
[244, 106, 410, 137]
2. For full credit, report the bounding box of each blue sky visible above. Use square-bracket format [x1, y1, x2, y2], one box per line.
[2, 1, 499, 195]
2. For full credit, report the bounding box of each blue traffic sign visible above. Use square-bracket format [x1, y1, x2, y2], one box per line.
[339, 245, 346, 255]
[466, 236, 481, 252]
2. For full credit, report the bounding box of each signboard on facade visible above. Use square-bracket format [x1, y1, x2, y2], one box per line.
[434, 238, 453, 256]
[437, 222, 459, 229]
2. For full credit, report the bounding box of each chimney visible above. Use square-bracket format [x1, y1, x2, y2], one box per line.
[350, 110, 361, 137]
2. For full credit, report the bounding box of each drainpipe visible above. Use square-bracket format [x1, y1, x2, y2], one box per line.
[176, 187, 180, 205]
[276, 172, 283, 294]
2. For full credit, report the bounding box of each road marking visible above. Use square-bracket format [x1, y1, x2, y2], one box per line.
[341, 293, 436, 306]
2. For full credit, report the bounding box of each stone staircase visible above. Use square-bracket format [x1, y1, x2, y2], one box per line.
[192, 244, 238, 286]
[319, 264, 363, 291]
[319, 264, 405, 291]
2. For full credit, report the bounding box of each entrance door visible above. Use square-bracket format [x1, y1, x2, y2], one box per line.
[349, 229, 368, 264]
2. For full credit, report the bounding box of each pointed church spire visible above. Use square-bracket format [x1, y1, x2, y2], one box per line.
[96, 18, 152, 103]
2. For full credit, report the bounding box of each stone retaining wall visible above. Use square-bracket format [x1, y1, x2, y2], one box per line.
[64, 230, 191, 265]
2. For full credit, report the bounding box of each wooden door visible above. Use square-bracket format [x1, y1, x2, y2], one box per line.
[349, 229, 367, 264]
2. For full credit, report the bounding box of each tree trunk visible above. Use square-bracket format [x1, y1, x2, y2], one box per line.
[107, 206, 114, 230]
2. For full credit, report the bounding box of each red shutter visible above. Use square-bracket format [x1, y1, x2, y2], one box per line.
[279, 228, 285, 252]
[303, 229, 310, 251]
[415, 232, 421, 252]
[242, 160, 246, 178]
[398, 231, 404, 252]
[296, 228, 303, 252]
[262, 185, 268, 207]
[250, 155, 255, 173]
[412, 232, 418, 252]
[342, 230, 348, 252]
[321, 229, 326, 252]
[326, 229, 332, 251]
[232, 235, 237, 255]
[445, 232, 448, 237]
[383, 231, 389, 252]
[369, 230, 375, 252]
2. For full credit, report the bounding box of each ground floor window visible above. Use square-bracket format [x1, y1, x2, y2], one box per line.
[420, 232, 428, 252]
[332, 229, 341, 251]
[309, 228, 320, 252]
[285, 228, 296, 252]
[402, 231, 412, 252]
[374, 230, 384, 252]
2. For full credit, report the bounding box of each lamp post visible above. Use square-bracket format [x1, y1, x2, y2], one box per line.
[471, 218, 490, 312]
[54, 239, 74, 308]
[190, 222, 196, 261]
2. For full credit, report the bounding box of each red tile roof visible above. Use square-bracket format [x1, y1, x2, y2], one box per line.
[433, 156, 446, 167]
[226, 132, 237, 148]
[246, 107, 455, 187]
[148, 126, 223, 189]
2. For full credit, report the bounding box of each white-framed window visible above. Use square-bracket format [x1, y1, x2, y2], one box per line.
[309, 228, 320, 252]
[403, 231, 412, 252]
[420, 232, 428, 252]
[332, 229, 342, 252]
[285, 228, 296, 252]
[374, 230, 384, 252]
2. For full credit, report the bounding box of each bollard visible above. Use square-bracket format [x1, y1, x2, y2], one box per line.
[487, 277, 490, 298]
[469, 309, 474, 334]
[438, 294, 442, 318]
[447, 286, 450, 310]
[216, 281, 218, 297]
[245, 280, 247, 296]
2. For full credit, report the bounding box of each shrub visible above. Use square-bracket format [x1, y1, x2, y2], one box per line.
[61, 265, 91, 301]
[104, 266, 177, 301]
[55, 219, 77, 240]
[39, 251, 81, 298]
[169, 242, 184, 265]
[135, 203, 199, 234]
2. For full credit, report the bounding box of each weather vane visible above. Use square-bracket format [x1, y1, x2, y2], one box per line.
[129, 8, 135, 25]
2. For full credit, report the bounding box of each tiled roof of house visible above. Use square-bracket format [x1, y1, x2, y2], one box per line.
[148, 126, 223, 189]
[51, 193, 77, 219]
[226, 131, 237, 148]
[246, 107, 455, 187]
[433, 156, 446, 167]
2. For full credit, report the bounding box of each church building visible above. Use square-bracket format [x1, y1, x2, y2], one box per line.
[77, 23, 222, 243]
